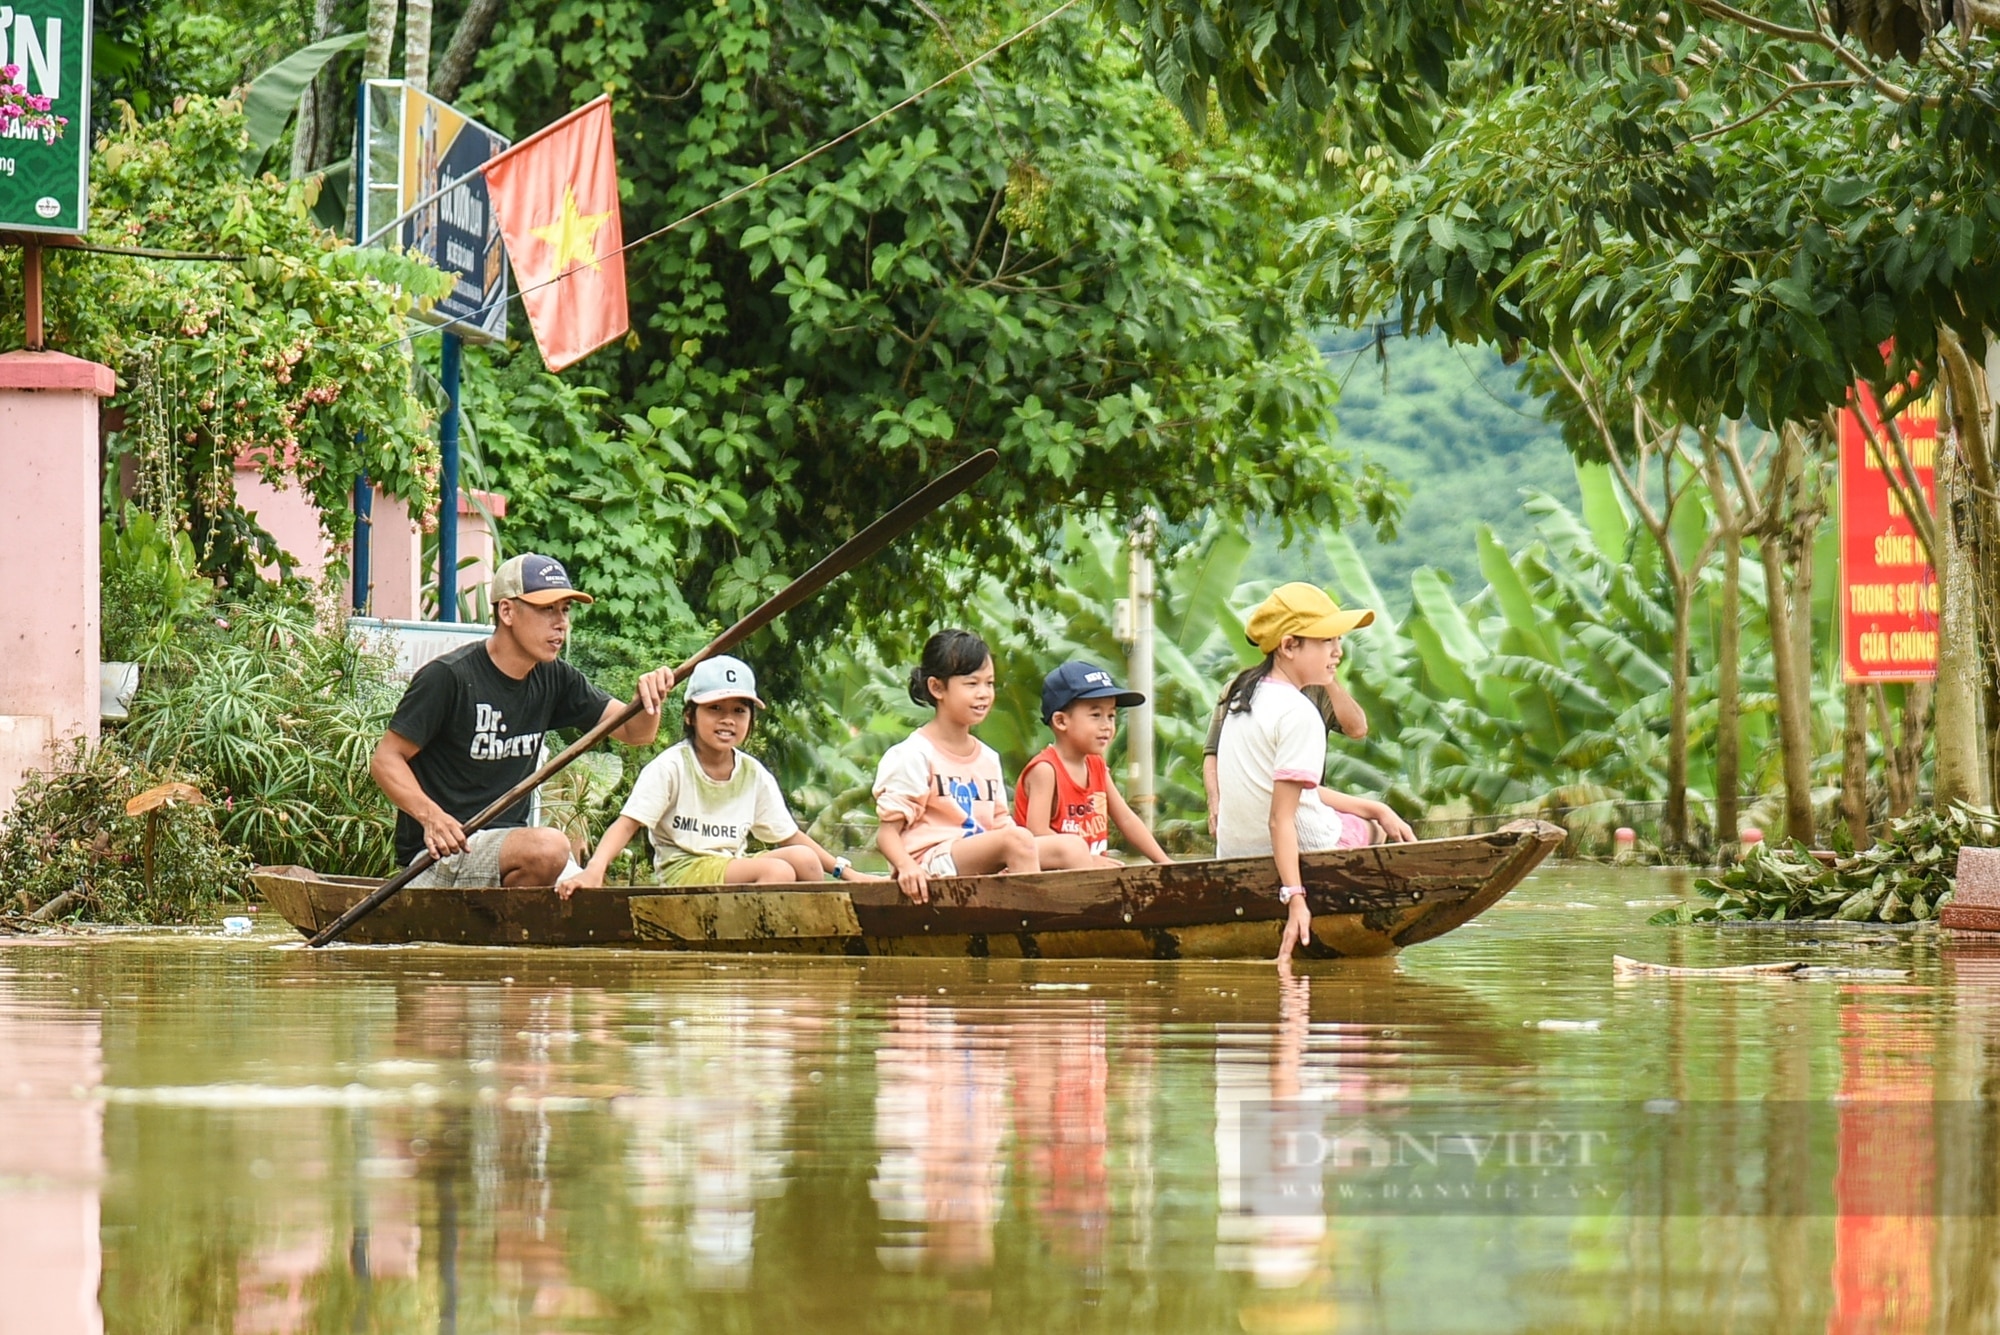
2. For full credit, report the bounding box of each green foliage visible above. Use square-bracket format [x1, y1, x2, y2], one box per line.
[0, 96, 451, 585]
[123, 591, 406, 876]
[1317, 462, 1826, 832]
[0, 739, 252, 925]
[458, 0, 1374, 679]
[1101, 0, 1468, 155]
[1283, 4, 2000, 429]
[1657, 803, 2000, 924]
[1298, 332, 1577, 612]
[100, 507, 214, 663]
[240, 31, 366, 171]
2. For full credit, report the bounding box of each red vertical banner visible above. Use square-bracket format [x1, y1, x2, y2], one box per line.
[1839, 382, 1939, 683]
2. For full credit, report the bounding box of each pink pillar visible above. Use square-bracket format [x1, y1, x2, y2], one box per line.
[455, 489, 507, 620]
[0, 351, 114, 813]
[360, 485, 423, 621]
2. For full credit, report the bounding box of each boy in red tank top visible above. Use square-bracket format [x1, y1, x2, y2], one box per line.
[1013, 661, 1175, 865]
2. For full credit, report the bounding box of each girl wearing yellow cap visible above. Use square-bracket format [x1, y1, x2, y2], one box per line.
[1214, 583, 1417, 961]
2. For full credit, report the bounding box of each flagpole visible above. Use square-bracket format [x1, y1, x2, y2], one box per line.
[356, 96, 613, 250]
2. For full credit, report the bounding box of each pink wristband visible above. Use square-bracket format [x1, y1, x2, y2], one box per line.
[1278, 885, 1306, 905]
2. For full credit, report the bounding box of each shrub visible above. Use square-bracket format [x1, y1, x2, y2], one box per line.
[0, 739, 250, 925]
[123, 587, 405, 875]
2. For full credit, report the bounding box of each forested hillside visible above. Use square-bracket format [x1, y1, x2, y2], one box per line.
[1269, 332, 1577, 611]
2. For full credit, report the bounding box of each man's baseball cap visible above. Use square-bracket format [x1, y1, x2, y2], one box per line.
[491, 554, 593, 606]
[686, 655, 766, 708]
[1244, 582, 1372, 654]
[1041, 660, 1145, 723]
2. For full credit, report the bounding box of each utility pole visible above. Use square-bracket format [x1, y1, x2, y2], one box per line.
[1124, 510, 1158, 830]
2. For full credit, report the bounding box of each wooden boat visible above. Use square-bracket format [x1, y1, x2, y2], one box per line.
[252, 820, 1563, 959]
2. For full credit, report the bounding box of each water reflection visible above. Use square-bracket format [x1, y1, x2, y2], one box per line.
[872, 998, 1010, 1271]
[0, 991, 102, 1335]
[18, 870, 2000, 1331]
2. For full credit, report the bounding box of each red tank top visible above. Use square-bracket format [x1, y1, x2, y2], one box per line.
[1012, 746, 1112, 853]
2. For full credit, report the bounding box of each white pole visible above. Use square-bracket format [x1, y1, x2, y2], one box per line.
[1128, 511, 1157, 830]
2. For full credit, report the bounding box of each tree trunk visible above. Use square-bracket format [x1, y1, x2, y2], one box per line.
[1899, 681, 1932, 810]
[1874, 687, 1911, 816]
[1702, 444, 1743, 856]
[434, 0, 503, 101]
[289, 0, 339, 178]
[403, 0, 433, 91]
[1934, 440, 1990, 804]
[1715, 534, 1741, 854]
[1762, 426, 1817, 843]
[345, 0, 401, 237]
[1841, 683, 1870, 847]
[363, 0, 398, 79]
[1666, 577, 1693, 853]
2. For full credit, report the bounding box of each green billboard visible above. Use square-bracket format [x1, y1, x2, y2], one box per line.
[0, 0, 90, 234]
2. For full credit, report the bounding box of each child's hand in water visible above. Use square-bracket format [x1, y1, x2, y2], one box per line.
[1277, 894, 1313, 965]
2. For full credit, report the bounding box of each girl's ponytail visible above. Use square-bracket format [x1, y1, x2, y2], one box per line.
[1222, 652, 1279, 716]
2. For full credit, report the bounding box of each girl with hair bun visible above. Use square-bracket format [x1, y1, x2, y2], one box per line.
[873, 629, 1099, 903]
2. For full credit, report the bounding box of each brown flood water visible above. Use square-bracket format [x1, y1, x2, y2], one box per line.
[1, 864, 1996, 1333]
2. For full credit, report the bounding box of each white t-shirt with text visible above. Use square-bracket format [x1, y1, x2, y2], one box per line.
[621, 742, 799, 865]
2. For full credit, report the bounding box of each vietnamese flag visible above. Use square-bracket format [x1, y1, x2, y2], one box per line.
[482, 96, 629, 372]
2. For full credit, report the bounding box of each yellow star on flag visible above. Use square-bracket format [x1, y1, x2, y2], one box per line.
[531, 185, 613, 278]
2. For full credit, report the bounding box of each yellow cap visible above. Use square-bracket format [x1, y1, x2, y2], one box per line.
[1244, 582, 1375, 654]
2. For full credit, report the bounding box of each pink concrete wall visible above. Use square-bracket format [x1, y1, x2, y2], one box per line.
[232, 465, 335, 583]
[0, 351, 113, 813]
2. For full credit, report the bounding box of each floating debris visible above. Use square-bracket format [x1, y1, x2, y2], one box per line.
[1612, 955, 1909, 981]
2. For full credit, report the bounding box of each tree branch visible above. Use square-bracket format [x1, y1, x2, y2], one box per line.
[433, 0, 503, 102]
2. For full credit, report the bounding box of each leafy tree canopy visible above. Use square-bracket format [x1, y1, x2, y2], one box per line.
[454, 0, 1392, 667]
[0, 96, 450, 580]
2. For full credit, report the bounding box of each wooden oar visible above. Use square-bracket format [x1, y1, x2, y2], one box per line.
[306, 450, 999, 948]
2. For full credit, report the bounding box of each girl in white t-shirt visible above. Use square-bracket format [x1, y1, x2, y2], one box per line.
[873, 629, 1098, 904]
[1214, 584, 1416, 960]
[558, 656, 877, 892]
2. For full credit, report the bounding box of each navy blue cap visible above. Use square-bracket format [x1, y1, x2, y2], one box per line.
[1041, 660, 1145, 723]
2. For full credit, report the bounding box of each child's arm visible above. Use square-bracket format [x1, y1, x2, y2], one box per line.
[777, 830, 886, 881]
[1324, 679, 1368, 740]
[1320, 789, 1417, 842]
[1107, 784, 1173, 864]
[1270, 781, 1314, 963]
[558, 815, 646, 898]
[1201, 701, 1226, 838]
[1202, 755, 1221, 839]
[877, 817, 930, 903]
[1018, 762, 1058, 837]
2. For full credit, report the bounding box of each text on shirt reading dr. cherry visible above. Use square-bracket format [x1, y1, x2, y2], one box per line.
[468, 705, 545, 761]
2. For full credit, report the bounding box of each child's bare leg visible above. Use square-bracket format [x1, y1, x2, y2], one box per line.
[945, 828, 1040, 875]
[769, 845, 825, 881]
[723, 854, 802, 884]
[1033, 834, 1105, 870]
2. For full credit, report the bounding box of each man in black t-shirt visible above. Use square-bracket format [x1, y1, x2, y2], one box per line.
[370, 554, 677, 887]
